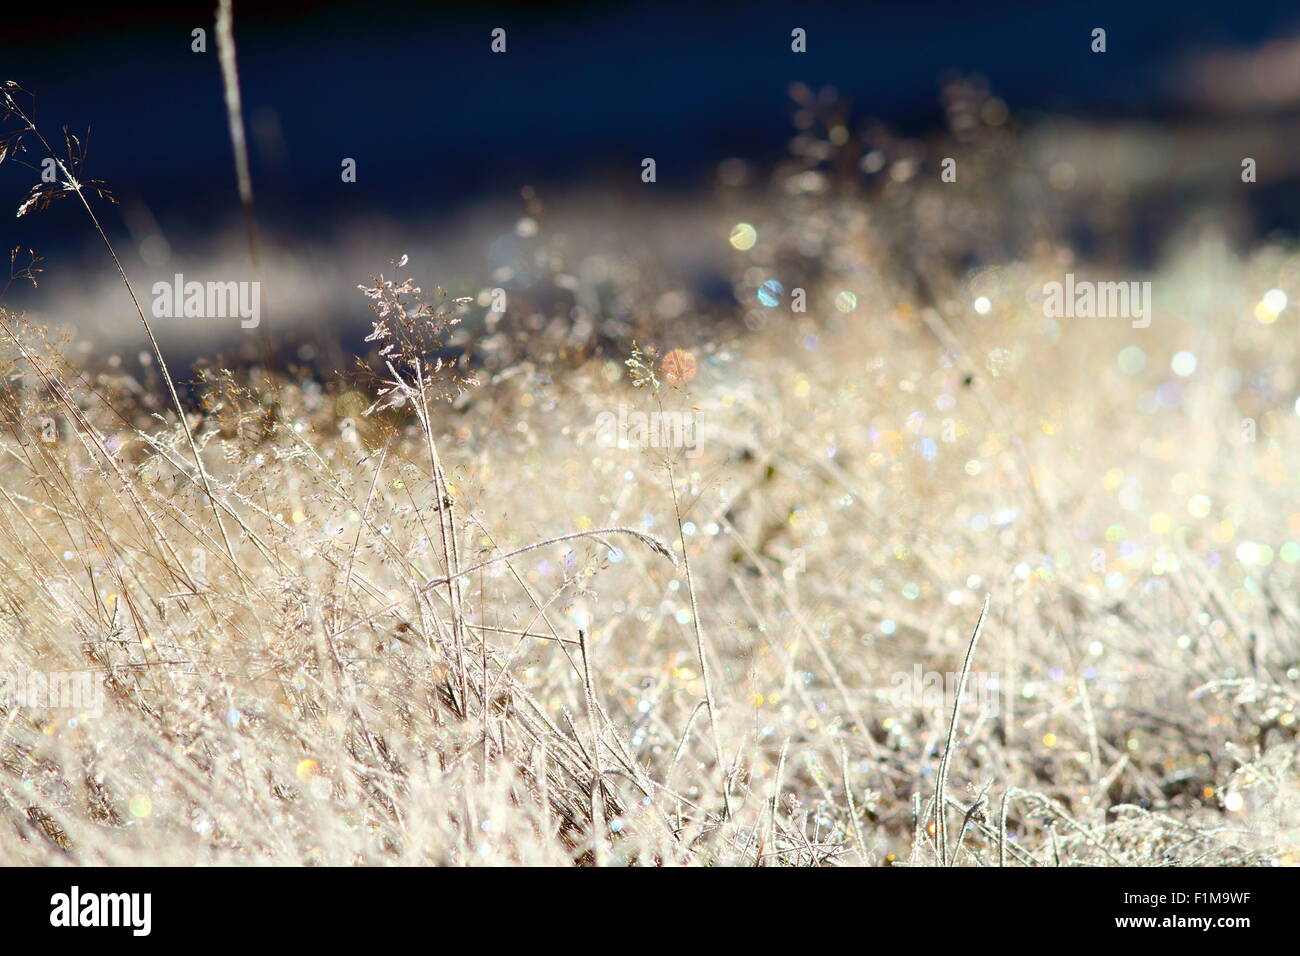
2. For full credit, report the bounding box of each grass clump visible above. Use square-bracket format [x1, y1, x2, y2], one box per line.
[0, 80, 1295, 866]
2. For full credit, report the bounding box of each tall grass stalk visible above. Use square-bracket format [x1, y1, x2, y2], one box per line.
[0, 87, 246, 600]
[934, 594, 990, 866]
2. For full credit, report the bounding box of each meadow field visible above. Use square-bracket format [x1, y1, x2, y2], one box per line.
[0, 70, 1297, 866]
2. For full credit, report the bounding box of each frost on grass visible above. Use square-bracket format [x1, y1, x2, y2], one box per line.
[0, 84, 1296, 866]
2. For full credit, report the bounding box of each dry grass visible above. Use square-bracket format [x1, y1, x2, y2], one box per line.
[0, 79, 1296, 866]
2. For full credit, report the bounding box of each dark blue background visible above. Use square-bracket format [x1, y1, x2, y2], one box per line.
[4, 0, 1298, 248]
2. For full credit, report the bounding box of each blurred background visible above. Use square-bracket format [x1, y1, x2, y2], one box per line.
[4, 0, 1300, 364]
[3, 3, 1300, 867]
